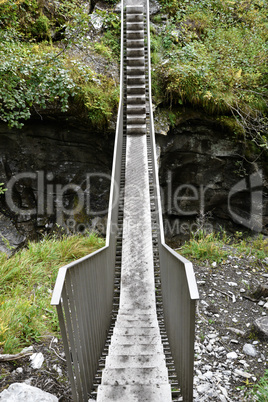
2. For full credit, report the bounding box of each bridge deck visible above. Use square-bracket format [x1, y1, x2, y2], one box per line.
[97, 135, 172, 401]
[97, 3, 172, 401]
[51, 1, 198, 400]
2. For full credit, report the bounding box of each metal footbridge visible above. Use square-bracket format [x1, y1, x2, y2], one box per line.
[51, 1, 199, 401]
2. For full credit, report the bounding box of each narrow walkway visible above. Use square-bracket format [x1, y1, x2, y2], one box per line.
[97, 4, 172, 401]
[97, 135, 171, 401]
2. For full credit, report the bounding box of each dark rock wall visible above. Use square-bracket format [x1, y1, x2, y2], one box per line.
[0, 112, 267, 250]
[157, 112, 267, 244]
[0, 121, 114, 247]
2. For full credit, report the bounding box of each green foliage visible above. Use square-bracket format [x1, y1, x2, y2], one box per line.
[102, 12, 121, 59]
[0, 183, 6, 195]
[153, 28, 266, 113]
[104, 0, 118, 4]
[0, 2, 120, 128]
[180, 231, 230, 263]
[0, 0, 85, 41]
[247, 370, 268, 401]
[235, 234, 268, 260]
[31, 13, 51, 40]
[80, 76, 120, 127]
[0, 40, 76, 128]
[152, 0, 268, 148]
[180, 231, 268, 263]
[0, 233, 105, 354]
[0, 0, 53, 41]
[159, 0, 179, 17]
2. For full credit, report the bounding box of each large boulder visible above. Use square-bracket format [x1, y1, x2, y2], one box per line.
[0, 383, 58, 402]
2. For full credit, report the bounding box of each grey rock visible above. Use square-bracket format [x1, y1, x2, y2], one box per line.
[234, 369, 252, 379]
[197, 383, 212, 394]
[0, 213, 25, 255]
[149, 0, 161, 15]
[29, 352, 44, 369]
[226, 351, 238, 359]
[114, 2, 121, 13]
[243, 343, 257, 357]
[206, 343, 213, 353]
[89, 13, 104, 32]
[0, 383, 58, 401]
[252, 284, 268, 299]
[254, 316, 268, 338]
[153, 109, 170, 136]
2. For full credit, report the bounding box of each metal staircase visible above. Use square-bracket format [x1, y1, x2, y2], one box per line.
[51, 1, 199, 401]
[96, 6, 172, 400]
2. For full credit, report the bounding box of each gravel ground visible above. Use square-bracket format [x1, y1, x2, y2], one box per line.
[0, 248, 267, 401]
[193, 248, 268, 401]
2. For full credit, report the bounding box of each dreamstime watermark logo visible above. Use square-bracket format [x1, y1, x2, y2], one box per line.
[4, 169, 264, 234]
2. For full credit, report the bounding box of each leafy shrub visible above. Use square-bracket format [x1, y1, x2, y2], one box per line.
[31, 14, 51, 40]
[151, 0, 267, 149]
[0, 40, 76, 128]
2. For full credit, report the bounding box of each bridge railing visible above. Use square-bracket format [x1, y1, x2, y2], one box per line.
[145, 1, 199, 401]
[50, 6, 125, 401]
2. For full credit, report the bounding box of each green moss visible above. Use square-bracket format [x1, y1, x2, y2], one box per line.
[31, 14, 51, 40]
[82, 77, 120, 127]
[217, 116, 245, 137]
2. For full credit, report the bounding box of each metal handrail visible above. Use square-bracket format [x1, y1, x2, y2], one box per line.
[50, 4, 125, 401]
[51, 2, 199, 401]
[145, 2, 199, 400]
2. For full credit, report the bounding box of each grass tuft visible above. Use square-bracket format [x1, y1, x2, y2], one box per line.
[0, 233, 105, 354]
[180, 231, 268, 263]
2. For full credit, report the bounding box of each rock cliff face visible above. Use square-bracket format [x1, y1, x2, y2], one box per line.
[156, 109, 268, 244]
[0, 109, 267, 251]
[0, 120, 114, 251]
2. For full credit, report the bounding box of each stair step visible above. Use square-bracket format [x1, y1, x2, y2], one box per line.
[113, 327, 160, 336]
[127, 104, 146, 114]
[126, 5, 144, 14]
[127, 75, 145, 85]
[127, 39, 144, 48]
[109, 343, 163, 355]
[101, 367, 169, 386]
[97, 384, 172, 402]
[126, 125, 146, 135]
[127, 85, 145, 94]
[127, 74, 145, 85]
[126, 14, 143, 23]
[127, 115, 146, 124]
[127, 66, 145, 75]
[110, 335, 162, 345]
[126, 31, 144, 40]
[104, 354, 166, 369]
[127, 57, 145, 66]
[115, 315, 158, 326]
[127, 48, 144, 58]
[126, 22, 144, 31]
[127, 94, 146, 104]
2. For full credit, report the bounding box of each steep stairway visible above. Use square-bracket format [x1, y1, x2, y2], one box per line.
[96, 4, 172, 402]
